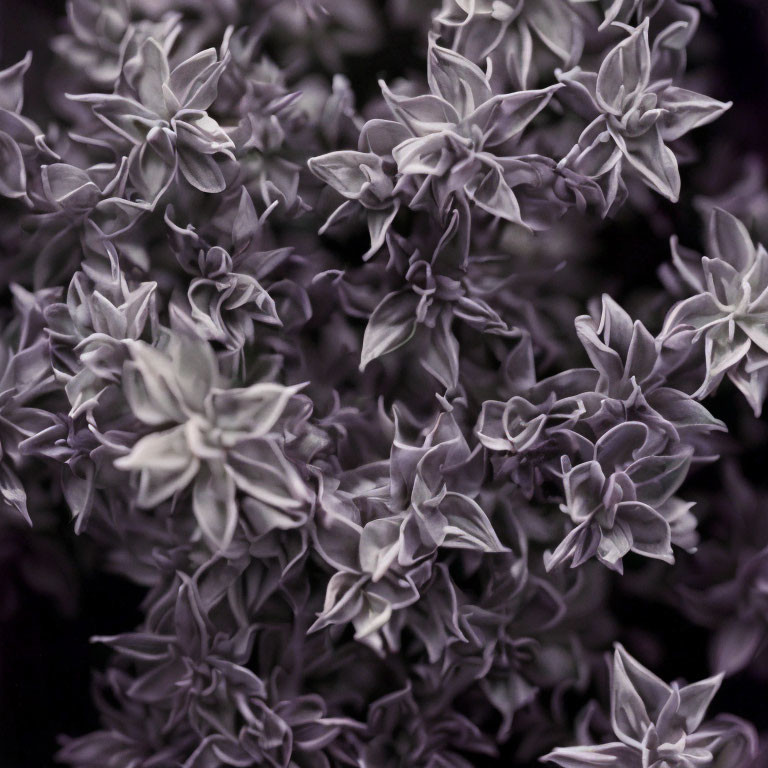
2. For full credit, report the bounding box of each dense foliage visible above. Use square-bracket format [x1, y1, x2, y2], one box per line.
[0, 0, 766, 766]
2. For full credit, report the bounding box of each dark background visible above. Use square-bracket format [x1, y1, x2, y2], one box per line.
[0, 1, 766, 765]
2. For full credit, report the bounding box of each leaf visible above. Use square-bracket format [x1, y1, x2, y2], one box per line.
[358, 118, 411, 155]
[227, 439, 308, 512]
[208, 381, 304, 438]
[420, 310, 459, 389]
[647, 388, 726, 431]
[626, 450, 692, 507]
[360, 290, 420, 370]
[168, 49, 218, 106]
[525, 0, 583, 63]
[364, 203, 399, 260]
[312, 512, 363, 572]
[662, 86, 731, 142]
[562, 461, 606, 522]
[618, 501, 674, 562]
[379, 80, 459, 136]
[165, 333, 219, 411]
[465, 163, 524, 224]
[427, 42, 492, 119]
[611, 643, 670, 745]
[707, 207, 755, 272]
[594, 421, 649, 469]
[308, 150, 383, 199]
[617, 124, 681, 202]
[542, 743, 642, 767]
[114, 425, 199, 507]
[41, 163, 100, 209]
[0, 131, 26, 199]
[0, 463, 30, 525]
[710, 619, 765, 677]
[575, 312, 626, 385]
[0, 52, 31, 113]
[352, 590, 392, 640]
[359, 517, 402, 581]
[128, 139, 175, 207]
[130, 37, 171, 117]
[475, 85, 563, 147]
[193, 463, 238, 549]
[440, 492, 507, 552]
[177, 147, 226, 193]
[232, 186, 260, 251]
[91, 632, 172, 661]
[596, 20, 651, 115]
[310, 572, 366, 633]
[122, 344, 187, 425]
[677, 673, 724, 732]
[127, 659, 186, 702]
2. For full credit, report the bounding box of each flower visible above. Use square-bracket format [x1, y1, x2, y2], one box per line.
[45, 248, 158, 416]
[113, 332, 307, 548]
[385, 40, 562, 226]
[575, 294, 725, 446]
[72, 36, 235, 204]
[310, 411, 507, 653]
[436, 0, 584, 89]
[558, 18, 730, 208]
[0, 53, 57, 204]
[309, 37, 566, 258]
[166, 189, 283, 362]
[545, 421, 694, 572]
[0, 288, 59, 526]
[543, 644, 757, 768]
[663, 208, 768, 415]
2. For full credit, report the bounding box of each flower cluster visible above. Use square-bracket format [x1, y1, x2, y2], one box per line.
[0, 0, 764, 765]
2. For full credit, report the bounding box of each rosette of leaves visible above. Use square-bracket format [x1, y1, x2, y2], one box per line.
[435, 0, 585, 89]
[571, 0, 702, 35]
[385, 40, 565, 226]
[72, 35, 235, 205]
[663, 208, 768, 416]
[308, 134, 403, 261]
[0, 53, 57, 204]
[29, 158, 150, 286]
[113, 332, 308, 548]
[0, 285, 62, 527]
[52, 0, 131, 87]
[51, 0, 181, 88]
[434, 545, 572, 739]
[0, 338, 57, 526]
[543, 644, 757, 768]
[221, 31, 313, 215]
[557, 18, 730, 208]
[310, 411, 506, 653]
[44, 249, 158, 416]
[361, 679, 497, 768]
[477, 361, 606, 499]
[575, 294, 726, 448]
[166, 189, 284, 362]
[310, 505, 424, 654]
[696, 547, 768, 677]
[477, 296, 724, 499]
[89, 563, 362, 768]
[57, 668, 198, 768]
[357, 221, 511, 388]
[545, 420, 696, 572]
[309, 38, 565, 257]
[357, 410, 506, 571]
[92, 571, 263, 739]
